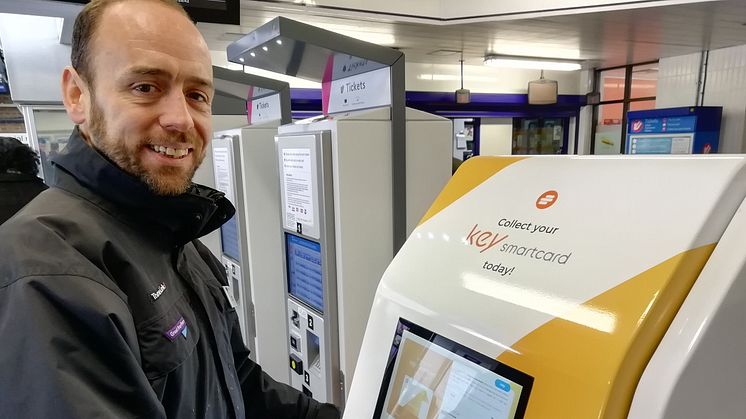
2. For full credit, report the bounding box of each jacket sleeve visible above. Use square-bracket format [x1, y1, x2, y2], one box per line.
[191, 239, 341, 419]
[0, 275, 166, 419]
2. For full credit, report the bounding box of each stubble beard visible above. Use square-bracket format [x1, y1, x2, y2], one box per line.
[87, 98, 205, 196]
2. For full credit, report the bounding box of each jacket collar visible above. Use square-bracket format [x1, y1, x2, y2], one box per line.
[51, 127, 235, 246]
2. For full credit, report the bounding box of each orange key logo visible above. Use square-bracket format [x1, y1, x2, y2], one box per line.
[536, 190, 558, 209]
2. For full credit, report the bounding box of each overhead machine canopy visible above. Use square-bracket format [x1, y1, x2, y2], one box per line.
[211, 65, 292, 125]
[227, 16, 408, 251]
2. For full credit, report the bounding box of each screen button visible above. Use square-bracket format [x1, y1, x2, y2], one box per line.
[289, 354, 303, 375]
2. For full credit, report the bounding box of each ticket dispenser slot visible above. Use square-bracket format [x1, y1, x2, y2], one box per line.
[278, 132, 342, 407]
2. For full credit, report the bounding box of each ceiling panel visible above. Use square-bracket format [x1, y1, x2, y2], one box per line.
[197, 0, 746, 69]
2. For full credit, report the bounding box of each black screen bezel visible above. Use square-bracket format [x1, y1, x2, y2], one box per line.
[373, 318, 534, 419]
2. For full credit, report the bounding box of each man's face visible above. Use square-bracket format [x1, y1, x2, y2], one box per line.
[81, 1, 214, 195]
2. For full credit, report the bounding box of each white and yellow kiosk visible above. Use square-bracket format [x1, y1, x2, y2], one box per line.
[345, 156, 746, 418]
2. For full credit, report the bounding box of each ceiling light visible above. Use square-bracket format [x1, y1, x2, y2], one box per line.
[239, 57, 245, 62]
[484, 54, 581, 71]
[250, 52, 256, 57]
[276, 39, 283, 45]
[262, 46, 269, 52]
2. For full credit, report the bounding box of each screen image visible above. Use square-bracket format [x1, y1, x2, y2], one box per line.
[374, 319, 533, 419]
[286, 233, 324, 313]
[220, 215, 240, 262]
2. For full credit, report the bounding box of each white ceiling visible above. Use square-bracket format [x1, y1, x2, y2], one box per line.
[197, 0, 746, 69]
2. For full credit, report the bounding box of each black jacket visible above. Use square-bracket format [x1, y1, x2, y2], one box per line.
[0, 129, 340, 419]
[0, 172, 47, 224]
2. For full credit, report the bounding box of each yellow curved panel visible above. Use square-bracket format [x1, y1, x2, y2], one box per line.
[419, 156, 525, 226]
[497, 243, 716, 419]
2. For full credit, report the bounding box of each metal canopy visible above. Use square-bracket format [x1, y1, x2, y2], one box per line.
[226, 16, 402, 82]
[212, 65, 292, 125]
[227, 17, 408, 254]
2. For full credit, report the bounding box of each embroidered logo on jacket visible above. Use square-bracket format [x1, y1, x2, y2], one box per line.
[150, 283, 166, 300]
[164, 316, 187, 341]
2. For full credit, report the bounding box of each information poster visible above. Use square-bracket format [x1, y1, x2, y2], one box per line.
[212, 146, 235, 204]
[282, 148, 315, 230]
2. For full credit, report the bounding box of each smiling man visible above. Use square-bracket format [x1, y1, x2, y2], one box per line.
[0, 1, 339, 419]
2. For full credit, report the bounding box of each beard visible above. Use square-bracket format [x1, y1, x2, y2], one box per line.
[87, 98, 205, 196]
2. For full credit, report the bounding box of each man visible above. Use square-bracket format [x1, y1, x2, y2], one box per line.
[0, 1, 340, 418]
[0, 137, 48, 224]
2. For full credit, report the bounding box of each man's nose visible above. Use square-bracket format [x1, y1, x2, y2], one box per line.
[159, 90, 195, 133]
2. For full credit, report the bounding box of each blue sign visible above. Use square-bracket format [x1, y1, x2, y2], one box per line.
[629, 116, 696, 134]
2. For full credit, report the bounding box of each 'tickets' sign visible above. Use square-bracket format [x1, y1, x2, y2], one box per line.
[322, 54, 392, 115]
[247, 93, 282, 126]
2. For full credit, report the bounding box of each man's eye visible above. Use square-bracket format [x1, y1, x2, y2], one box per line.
[133, 84, 157, 94]
[188, 92, 209, 103]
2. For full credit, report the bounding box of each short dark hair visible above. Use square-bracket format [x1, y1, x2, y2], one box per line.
[71, 0, 191, 83]
[0, 137, 40, 176]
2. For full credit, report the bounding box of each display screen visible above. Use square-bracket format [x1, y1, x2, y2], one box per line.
[220, 215, 240, 262]
[374, 319, 533, 419]
[286, 233, 324, 313]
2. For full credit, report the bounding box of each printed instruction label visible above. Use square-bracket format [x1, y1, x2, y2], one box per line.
[282, 148, 315, 230]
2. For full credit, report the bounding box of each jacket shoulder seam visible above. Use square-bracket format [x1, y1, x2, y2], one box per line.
[0, 273, 128, 308]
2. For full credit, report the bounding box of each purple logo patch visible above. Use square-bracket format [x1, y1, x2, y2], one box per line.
[164, 316, 187, 341]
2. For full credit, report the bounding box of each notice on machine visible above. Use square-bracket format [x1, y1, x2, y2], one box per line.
[282, 148, 315, 229]
[212, 147, 235, 204]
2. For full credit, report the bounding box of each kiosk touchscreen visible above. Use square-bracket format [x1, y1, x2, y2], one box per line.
[374, 319, 533, 419]
[286, 233, 324, 313]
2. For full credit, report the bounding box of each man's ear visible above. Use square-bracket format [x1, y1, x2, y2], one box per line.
[61, 66, 89, 125]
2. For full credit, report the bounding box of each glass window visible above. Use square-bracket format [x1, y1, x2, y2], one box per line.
[33, 109, 75, 181]
[630, 63, 658, 99]
[599, 68, 626, 102]
[512, 118, 566, 155]
[629, 99, 656, 111]
[594, 103, 623, 154]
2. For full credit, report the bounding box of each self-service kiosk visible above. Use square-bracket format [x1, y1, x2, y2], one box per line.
[202, 67, 293, 383]
[275, 107, 452, 406]
[345, 155, 746, 418]
[228, 17, 453, 405]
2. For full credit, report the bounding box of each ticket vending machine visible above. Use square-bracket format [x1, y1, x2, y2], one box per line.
[277, 132, 341, 404]
[346, 155, 746, 418]
[206, 68, 293, 383]
[228, 17, 452, 405]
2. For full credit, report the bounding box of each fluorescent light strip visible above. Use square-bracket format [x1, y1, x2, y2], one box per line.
[484, 56, 581, 71]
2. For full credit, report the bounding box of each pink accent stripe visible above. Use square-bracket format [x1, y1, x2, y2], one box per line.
[321, 55, 335, 115]
[246, 86, 254, 125]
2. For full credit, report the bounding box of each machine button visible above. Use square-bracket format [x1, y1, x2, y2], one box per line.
[290, 335, 300, 351]
[304, 371, 310, 385]
[302, 386, 313, 398]
[291, 310, 300, 328]
[307, 314, 314, 330]
[289, 354, 303, 375]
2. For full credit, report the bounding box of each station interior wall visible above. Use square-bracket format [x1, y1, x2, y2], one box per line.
[657, 44, 746, 153]
[3, 11, 746, 154]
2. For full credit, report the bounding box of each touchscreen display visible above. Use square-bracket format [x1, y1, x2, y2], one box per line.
[374, 319, 533, 419]
[286, 233, 324, 313]
[220, 215, 240, 262]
